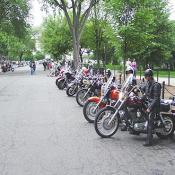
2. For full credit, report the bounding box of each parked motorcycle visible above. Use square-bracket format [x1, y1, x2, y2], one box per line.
[76, 76, 103, 107]
[57, 68, 75, 90]
[94, 75, 175, 140]
[66, 72, 84, 96]
[83, 75, 119, 123]
[55, 67, 65, 86]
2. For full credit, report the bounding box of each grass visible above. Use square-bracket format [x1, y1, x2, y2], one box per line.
[86, 63, 175, 78]
[137, 70, 175, 78]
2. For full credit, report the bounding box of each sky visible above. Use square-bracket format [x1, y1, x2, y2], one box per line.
[30, 0, 45, 27]
[30, 0, 175, 27]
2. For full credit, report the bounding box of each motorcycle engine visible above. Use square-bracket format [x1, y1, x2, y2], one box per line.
[128, 108, 145, 123]
[134, 121, 148, 132]
[128, 108, 147, 132]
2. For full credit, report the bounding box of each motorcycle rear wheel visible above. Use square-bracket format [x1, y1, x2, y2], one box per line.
[156, 115, 174, 139]
[94, 107, 119, 138]
[83, 101, 99, 123]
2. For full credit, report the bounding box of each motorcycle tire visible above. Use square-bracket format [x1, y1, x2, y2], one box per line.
[94, 107, 119, 138]
[66, 86, 77, 97]
[57, 79, 66, 90]
[55, 79, 58, 86]
[156, 115, 174, 139]
[83, 101, 99, 123]
[76, 88, 91, 107]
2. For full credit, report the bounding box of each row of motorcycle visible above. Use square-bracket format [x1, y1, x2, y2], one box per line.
[55, 66, 175, 142]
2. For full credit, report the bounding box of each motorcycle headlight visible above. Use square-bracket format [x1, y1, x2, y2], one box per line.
[83, 79, 90, 85]
[119, 92, 123, 100]
[101, 87, 106, 96]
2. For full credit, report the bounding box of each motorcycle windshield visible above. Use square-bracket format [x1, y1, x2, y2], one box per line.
[102, 74, 114, 96]
[121, 74, 134, 92]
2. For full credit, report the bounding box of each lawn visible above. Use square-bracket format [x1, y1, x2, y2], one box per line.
[137, 70, 175, 78]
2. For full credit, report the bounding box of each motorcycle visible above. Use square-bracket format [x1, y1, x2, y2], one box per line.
[55, 67, 65, 86]
[1, 64, 14, 72]
[83, 74, 119, 123]
[76, 76, 103, 107]
[66, 72, 85, 96]
[94, 75, 175, 140]
[57, 71, 75, 90]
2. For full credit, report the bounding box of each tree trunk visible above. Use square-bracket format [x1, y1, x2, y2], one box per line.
[72, 35, 80, 69]
[19, 52, 23, 62]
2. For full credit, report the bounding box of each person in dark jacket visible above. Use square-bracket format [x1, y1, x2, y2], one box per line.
[142, 69, 161, 146]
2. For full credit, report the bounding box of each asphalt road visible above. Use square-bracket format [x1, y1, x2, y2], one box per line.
[0, 65, 175, 175]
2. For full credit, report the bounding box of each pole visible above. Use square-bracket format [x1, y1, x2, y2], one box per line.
[156, 69, 159, 82]
[168, 69, 170, 86]
[162, 81, 165, 99]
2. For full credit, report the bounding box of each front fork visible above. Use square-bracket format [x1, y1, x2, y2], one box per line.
[83, 88, 92, 99]
[108, 100, 125, 125]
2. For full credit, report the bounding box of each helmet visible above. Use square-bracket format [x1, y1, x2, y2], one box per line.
[126, 66, 133, 74]
[82, 67, 88, 75]
[144, 69, 153, 77]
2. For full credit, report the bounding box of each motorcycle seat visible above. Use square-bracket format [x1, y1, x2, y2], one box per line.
[160, 103, 170, 112]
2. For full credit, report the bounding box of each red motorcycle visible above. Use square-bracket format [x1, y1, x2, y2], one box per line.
[83, 75, 119, 123]
[94, 80, 175, 140]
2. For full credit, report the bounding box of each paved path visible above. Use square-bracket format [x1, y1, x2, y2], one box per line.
[0, 66, 175, 175]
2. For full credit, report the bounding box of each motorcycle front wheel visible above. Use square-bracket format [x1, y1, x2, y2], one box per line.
[94, 107, 119, 138]
[83, 101, 100, 123]
[76, 89, 91, 107]
[156, 115, 174, 139]
[66, 85, 77, 97]
[55, 79, 59, 86]
[57, 79, 66, 90]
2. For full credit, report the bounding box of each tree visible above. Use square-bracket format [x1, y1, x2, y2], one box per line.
[0, 0, 33, 61]
[33, 51, 45, 61]
[105, 0, 175, 68]
[43, 0, 99, 67]
[40, 16, 72, 59]
[81, 19, 119, 66]
[0, 0, 30, 38]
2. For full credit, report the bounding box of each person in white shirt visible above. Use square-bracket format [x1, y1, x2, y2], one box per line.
[126, 58, 131, 69]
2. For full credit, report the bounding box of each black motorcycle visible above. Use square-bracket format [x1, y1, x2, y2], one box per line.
[66, 73, 86, 96]
[76, 77, 103, 107]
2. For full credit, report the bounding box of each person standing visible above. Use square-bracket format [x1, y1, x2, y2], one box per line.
[29, 61, 33, 75]
[142, 69, 161, 146]
[131, 59, 137, 77]
[33, 61, 36, 74]
[30, 61, 36, 75]
[43, 61, 47, 71]
[125, 58, 131, 70]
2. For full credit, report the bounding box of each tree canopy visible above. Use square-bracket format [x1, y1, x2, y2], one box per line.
[0, 0, 35, 61]
[40, 16, 72, 60]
